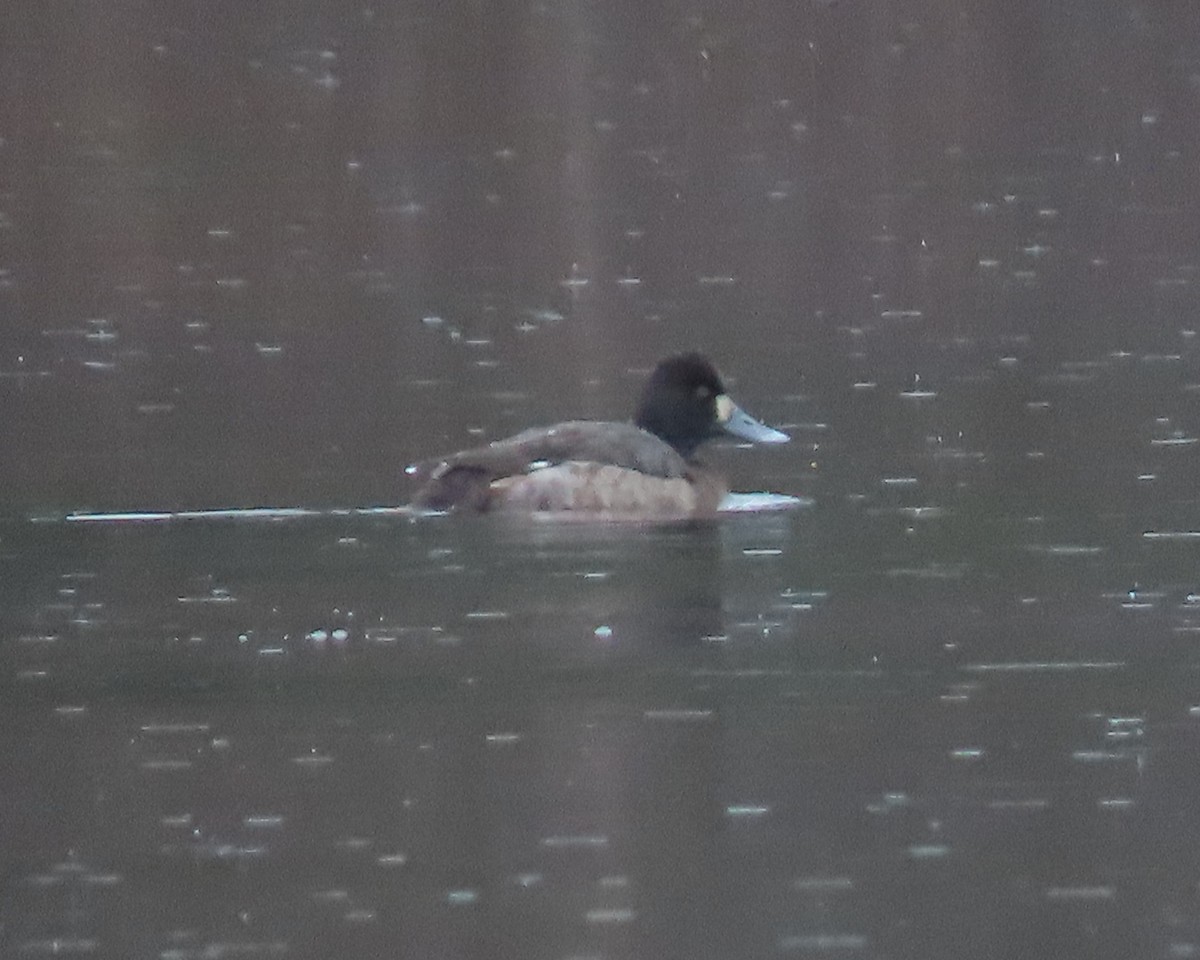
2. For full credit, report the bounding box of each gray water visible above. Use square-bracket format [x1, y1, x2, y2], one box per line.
[3, 1, 1200, 958]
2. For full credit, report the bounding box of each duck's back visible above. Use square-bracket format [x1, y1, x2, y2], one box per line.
[410, 420, 708, 514]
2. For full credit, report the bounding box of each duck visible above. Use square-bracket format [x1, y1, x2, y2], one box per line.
[408, 352, 789, 518]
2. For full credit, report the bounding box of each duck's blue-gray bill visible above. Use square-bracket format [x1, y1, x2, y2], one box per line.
[723, 404, 790, 444]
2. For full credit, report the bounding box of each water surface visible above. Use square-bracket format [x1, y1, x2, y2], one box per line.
[3, 1, 1200, 957]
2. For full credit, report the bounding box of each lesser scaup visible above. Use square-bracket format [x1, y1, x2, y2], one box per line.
[409, 352, 789, 518]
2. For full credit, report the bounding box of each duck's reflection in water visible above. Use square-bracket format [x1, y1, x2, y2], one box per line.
[483, 515, 728, 651]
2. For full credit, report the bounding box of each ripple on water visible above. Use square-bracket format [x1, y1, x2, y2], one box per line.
[541, 835, 609, 849]
[793, 876, 855, 893]
[779, 933, 869, 952]
[159, 941, 287, 958]
[17, 938, 101, 955]
[725, 804, 770, 818]
[585, 908, 636, 924]
[908, 844, 952, 860]
[1044, 886, 1116, 901]
[642, 708, 714, 722]
[962, 661, 1124, 673]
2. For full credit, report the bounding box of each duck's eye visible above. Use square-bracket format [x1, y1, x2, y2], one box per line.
[694, 385, 711, 400]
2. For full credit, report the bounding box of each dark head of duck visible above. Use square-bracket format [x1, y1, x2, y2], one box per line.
[636, 352, 789, 458]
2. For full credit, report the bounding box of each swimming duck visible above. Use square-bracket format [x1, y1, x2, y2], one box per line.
[409, 352, 789, 518]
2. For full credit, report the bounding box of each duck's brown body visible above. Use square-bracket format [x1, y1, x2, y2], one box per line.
[411, 421, 728, 517]
[491, 461, 726, 517]
[408, 354, 787, 519]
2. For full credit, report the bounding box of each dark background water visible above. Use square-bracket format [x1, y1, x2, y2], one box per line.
[3, 1, 1200, 958]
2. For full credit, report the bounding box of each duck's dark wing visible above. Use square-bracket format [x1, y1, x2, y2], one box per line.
[410, 420, 689, 511]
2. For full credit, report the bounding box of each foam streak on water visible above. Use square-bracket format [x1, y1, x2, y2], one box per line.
[62, 506, 412, 523]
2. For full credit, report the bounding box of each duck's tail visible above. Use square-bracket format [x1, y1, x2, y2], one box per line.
[409, 461, 495, 512]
